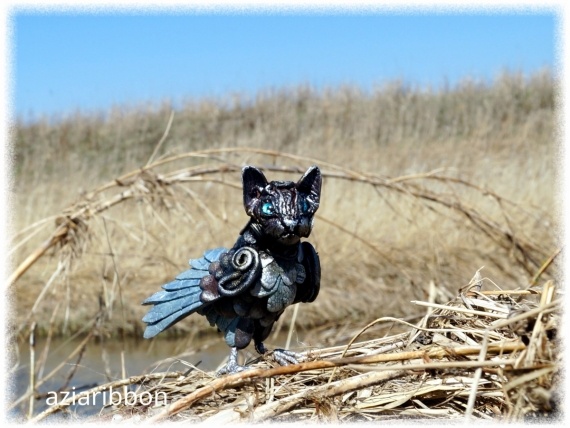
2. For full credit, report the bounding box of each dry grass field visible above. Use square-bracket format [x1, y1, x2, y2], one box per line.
[7, 70, 562, 422]
[9, 70, 559, 341]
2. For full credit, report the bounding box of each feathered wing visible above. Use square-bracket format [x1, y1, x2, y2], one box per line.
[141, 247, 226, 339]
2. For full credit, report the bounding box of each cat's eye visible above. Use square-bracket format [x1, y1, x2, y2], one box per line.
[261, 202, 274, 216]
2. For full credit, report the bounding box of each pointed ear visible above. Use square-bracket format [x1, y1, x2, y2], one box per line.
[297, 165, 322, 206]
[242, 166, 268, 213]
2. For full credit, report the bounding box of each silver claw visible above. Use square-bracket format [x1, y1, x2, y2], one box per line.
[273, 348, 303, 365]
[217, 347, 250, 376]
[256, 341, 304, 366]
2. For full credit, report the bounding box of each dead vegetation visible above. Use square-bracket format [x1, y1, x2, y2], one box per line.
[7, 70, 561, 421]
[27, 276, 561, 423]
[10, 71, 558, 337]
[7, 148, 558, 335]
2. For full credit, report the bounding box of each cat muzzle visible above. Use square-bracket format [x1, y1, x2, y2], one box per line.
[282, 217, 298, 231]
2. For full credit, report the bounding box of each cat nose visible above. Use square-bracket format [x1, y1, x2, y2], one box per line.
[283, 217, 297, 230]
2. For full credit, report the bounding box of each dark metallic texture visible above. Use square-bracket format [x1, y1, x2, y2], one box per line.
[142, 165, 322, 374]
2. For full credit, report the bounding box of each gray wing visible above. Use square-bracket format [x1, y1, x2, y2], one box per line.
[141, 247, 226, 339]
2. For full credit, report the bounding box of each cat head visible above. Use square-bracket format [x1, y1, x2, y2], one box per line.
[242, 165, 322, 245]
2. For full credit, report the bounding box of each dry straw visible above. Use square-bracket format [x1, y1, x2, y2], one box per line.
[9, 147, 560, 422]
[9, 73, 558, 422]
[29, 276, 560, 423]
[11, 72, 558, 338]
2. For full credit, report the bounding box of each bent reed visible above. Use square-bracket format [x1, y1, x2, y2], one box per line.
[10, 70, 557, 338]
[8, 70, 560, 420]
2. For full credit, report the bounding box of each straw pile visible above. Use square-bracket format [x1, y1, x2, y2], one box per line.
[31, 273, 560, 424]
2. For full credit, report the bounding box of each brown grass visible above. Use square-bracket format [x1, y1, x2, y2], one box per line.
[7, 70, 560, 422]
[9, 70, 558, 338]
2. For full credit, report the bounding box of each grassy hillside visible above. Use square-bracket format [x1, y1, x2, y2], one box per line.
[9, 70, 559, 339]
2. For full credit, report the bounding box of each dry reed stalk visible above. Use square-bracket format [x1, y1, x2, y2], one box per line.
[28, 273, 559, 423]
[9, 312, 103, 412]
[10, 74, 557, 422]
[8, 148, 558, 419]
[31, 343, 525, 423]
[35, 302, 60, 380]
[27, 322, 37, 420]
[528, 248, 561, 287]
[9, 148, 553, 294]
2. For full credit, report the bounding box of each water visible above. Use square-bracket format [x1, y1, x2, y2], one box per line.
[8, 329, 305, 420]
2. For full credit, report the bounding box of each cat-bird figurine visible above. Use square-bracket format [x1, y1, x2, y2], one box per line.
[142, 165, 322, 374]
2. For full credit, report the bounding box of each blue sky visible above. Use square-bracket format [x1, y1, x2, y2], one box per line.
[11, 10, 558, 121]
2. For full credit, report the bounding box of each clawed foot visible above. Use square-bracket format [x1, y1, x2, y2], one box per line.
[216, 361, 250, 376]
[255, 341, 304, 366]
[217, 345, 305, 376]
[272, 348, 303, 366]
[217, 347, 251, 376]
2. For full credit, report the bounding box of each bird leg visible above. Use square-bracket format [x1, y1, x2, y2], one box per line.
[255, 341, 303, 366]
[216, 347, 248, 375]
